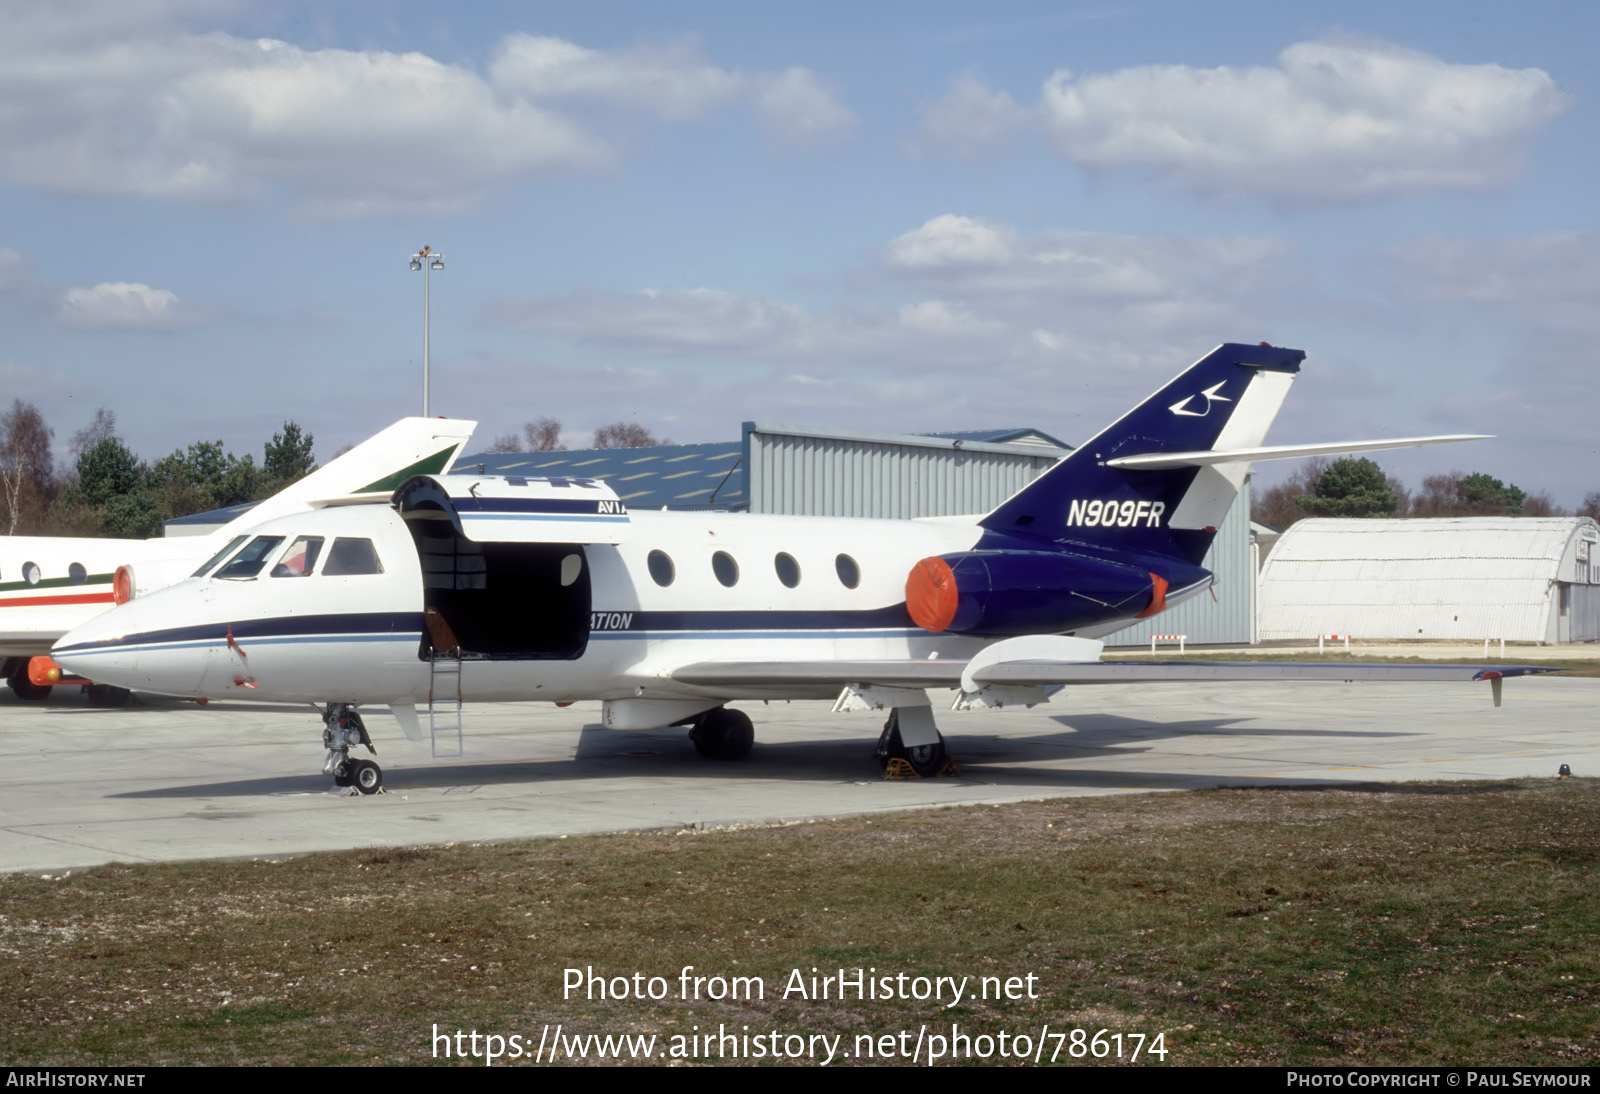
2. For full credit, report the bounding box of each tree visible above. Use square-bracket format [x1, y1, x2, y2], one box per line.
[69, 408, 118, 459]
[1457, 472, 1525, 514]
[487, 417, 568, 453]
[263, 422, 317, 490]
[524, 417, 566, 452]
[1294, 457, 1399, 518]
[592, 421, 666, 449]
[150, 440, 263, 518]
[1580, 492, 1600, 523]
[1251, 460, 1321, 531]
[73, 436, 145, 510]
[0, 400, 56, 534]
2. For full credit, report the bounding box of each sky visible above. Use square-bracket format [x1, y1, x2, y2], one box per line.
[1, 0, 1596, 505]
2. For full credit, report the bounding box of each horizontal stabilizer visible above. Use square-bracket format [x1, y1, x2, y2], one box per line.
[1105, 434, 1489, 470]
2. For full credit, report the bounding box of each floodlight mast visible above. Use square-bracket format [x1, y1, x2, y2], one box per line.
[409, 245, 445, 417]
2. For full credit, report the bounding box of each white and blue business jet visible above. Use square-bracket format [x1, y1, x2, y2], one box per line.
[52, 343, 1552, 793]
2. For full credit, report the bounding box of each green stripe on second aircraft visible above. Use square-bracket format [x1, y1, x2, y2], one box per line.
[354, 444, 463, 495]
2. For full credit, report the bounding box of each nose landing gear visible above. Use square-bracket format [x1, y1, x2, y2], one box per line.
[322, 703, 383, 794]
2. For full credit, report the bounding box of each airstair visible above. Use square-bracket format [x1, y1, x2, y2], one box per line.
[424, 606, 464, 758]
[428, 652, 463, 758]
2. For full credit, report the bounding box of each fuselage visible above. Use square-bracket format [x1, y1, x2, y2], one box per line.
[50, 500, 1208, 707]
[0, 534, 226, 657]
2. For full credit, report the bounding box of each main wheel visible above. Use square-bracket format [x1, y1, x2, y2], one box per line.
[85, 684, 132, 707]
[690, 707, 754, 761]
[875, 712, 947, 776]
[332, 764, 353, 788]
[7, 676, 51, 701]
[349, 760, 383, 795]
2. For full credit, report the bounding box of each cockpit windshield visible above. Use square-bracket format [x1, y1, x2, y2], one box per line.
[191, 536, 248, 578]
[213, 536, 287, 580]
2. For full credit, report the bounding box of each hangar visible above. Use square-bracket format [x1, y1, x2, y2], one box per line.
[1257, 517, 1600, 645]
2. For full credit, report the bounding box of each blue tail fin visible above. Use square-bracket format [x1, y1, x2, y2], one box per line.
[980, 342, 1305, 566]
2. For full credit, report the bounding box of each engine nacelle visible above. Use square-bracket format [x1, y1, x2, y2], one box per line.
[906, 550, 1174, 636]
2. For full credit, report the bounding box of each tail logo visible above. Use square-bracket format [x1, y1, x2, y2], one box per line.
[1168, 381, 1231, 418]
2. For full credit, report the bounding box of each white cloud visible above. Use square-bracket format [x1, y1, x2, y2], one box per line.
[753, 68, 857, 147]
[1390, 233, 1600, 328]
[885, 214, 1287, 303]
[0, 12, 852, 216]
[489, 35, 745, 120]
[491, 288, 815, 354]
[59, 282, 190, 330]
[905, 72, 1029, 158]
[1016, 38, 1563, 200]
[489, 214, 1293, 397]
[886, 214, 1017, 269]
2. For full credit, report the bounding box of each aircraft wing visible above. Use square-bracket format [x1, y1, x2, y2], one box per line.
[670, 659, 1557, 688]
[668, 657, 1559, 709]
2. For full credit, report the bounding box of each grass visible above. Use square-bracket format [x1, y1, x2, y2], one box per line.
[2, 779, 1596, 1066]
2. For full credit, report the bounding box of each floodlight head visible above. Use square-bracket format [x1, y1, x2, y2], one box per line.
[409, 258, 422, 271]
[431, 258, 444, 270]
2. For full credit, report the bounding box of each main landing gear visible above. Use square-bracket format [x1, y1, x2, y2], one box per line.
[322, 703, 383, 794]
[7, 675, 51, 701]
[689, 706, 755, 761]
[874, 710, 951, 778]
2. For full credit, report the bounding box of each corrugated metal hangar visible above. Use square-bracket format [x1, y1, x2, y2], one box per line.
[1258, 517, 1600, 644]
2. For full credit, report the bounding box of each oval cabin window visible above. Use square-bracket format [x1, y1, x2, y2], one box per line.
[712, 551, 739, 588]
[647, 550, 675, 587]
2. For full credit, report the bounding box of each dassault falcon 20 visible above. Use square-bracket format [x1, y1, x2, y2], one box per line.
[53, 343, 1553, 793]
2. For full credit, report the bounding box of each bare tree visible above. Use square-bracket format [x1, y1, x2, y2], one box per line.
[0, 400, 56, 534]
[486, 417, 566, 454]
[1250, 459, 1323, 531]
[524, 417, 566, 451]
[592, 421, 666, 449]
[1521, 491, 1567, 517]
[70, 407, 117, 457]
[1577, 491, 1600, 522]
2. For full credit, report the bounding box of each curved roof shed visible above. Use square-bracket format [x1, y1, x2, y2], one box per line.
[1258, 517, 1600, 644]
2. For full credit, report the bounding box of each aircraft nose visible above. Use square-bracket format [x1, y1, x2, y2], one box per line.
[53, 588, 208, 696]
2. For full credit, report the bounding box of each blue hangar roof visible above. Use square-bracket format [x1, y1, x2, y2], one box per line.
[457, 440, 747, 510]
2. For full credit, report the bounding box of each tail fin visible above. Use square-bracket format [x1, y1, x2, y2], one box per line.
[981, 343, 1304, 565]
[223, 417, 478, 531]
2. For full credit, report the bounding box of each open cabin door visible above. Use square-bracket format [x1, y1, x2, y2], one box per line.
[393, 474, 630, 660]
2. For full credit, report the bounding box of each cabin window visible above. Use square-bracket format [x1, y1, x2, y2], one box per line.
[712, 551, 739, 587]
[193, 536, 248, 578]
[835, 553, 860, 589]
[68, 563, 87, 585]
[560, 553, 583, 587]
[22, 562, 40, 586]
[323, 538, 385, 576]
[775, 552, 801, 588]
[215, 537, 287, 580]
[271, 536, 325, 578]
[647, 550, 675, 587]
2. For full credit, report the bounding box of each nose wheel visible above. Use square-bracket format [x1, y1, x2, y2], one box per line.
[322, 704, 383, 794]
